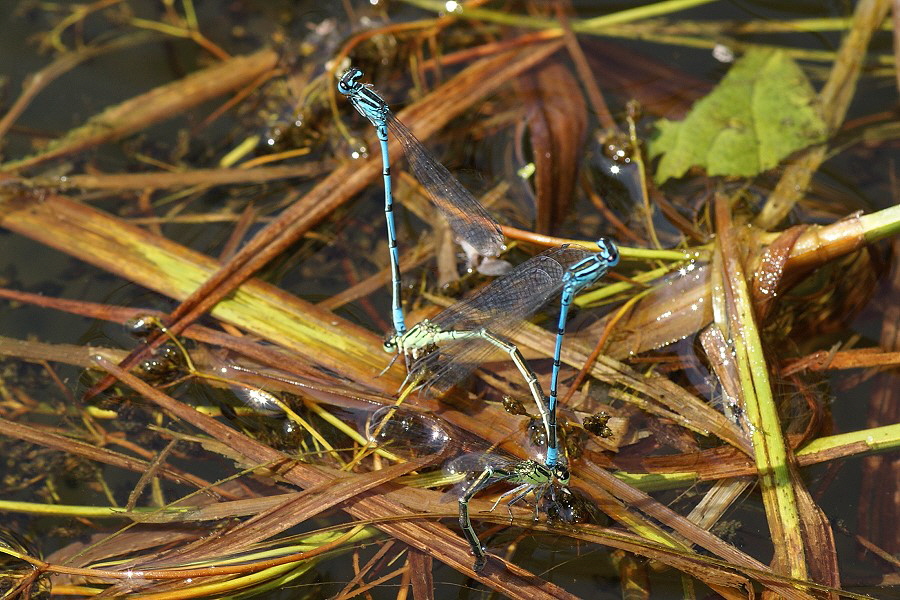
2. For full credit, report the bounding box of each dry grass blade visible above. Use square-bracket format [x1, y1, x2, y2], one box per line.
[756, 0, 892, 227]
[0, 189, 394, 387]
[129, 457, 437, 569]
[1, 49, 280, 173]
[0, 332, 128, 368]
[699, 327, 744, 432]
[91, 357, 578, 599]
[0, 31, 161, 141]
[0, 415, 218, 493]
[24, 164, 328, 191]
[408, 550, 435, 600]
[576, 463, 816, 600]
[792, 474, 841, 592]
[0, 288, 159, 327]
[750, 225, 806, 320]
[782, 347, 900, 375]
[556, 2, 619, 133]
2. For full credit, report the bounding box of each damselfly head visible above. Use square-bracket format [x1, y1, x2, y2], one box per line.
[382, 333, 398, 353]
[552, 464, 570, 485]
[595, 237, 619, 267]
[338, 67, 363, 95]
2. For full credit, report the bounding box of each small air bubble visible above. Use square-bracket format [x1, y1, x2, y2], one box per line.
[713, 44, 734, 63]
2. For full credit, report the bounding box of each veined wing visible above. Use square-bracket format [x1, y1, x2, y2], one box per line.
[444, 451, 525, 478]
[386, 110, 505, 257]
[410, 334, 507, 398]
[412, 246, 597, 395]
[430, 247, 575, 333]
[429, 245, 598, 338]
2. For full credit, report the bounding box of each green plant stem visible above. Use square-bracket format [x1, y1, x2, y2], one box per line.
[614, 422, 900, 492]
[715, 201, 806, 579]
[619, 17, 878, 34]
[575, 263, 677, 306]
[797, 422, 900, 457]
[860, 203, 900, 242]
[403, 0, 721, 31]
[581, 0, 734, 27]
[570, 240, 700, 262]
[0, 500, 184, 518]
[399, 0, 894, 66]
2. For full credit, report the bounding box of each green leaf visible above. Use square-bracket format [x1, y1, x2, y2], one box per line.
[648, 48, 827, 184]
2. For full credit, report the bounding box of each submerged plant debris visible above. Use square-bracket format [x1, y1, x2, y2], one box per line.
[0, 1, 897, 599]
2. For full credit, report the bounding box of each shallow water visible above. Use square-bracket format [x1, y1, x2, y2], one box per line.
[0, 1, 897, 598]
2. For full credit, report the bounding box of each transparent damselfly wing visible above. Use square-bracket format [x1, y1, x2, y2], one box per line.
[409, 245, 599, 397]
[385, 111, 505, 258]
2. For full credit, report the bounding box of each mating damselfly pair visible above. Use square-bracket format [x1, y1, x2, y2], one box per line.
[339, 66, 619, 571]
